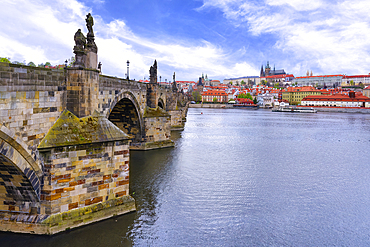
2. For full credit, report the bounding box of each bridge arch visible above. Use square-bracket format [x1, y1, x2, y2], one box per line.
[107, 91, 144, 143]
[0, 128, 41, 211]
[158, 98, 165, 110]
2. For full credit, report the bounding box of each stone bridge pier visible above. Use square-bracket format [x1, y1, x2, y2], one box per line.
[0, 13, 188, 234]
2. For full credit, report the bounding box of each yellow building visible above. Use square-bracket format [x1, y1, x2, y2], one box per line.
[282, 86, 322, 105]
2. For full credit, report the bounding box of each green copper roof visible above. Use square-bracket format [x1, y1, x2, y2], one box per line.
[38, 110, 130, 149]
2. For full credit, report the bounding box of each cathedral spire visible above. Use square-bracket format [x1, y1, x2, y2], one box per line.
[260, 65, 264, 77]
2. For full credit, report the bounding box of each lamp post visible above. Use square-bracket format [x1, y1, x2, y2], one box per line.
[126, 60, 130, 80]
[160, 76, 161, 83]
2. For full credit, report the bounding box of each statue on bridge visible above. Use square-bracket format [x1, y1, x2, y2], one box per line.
[86, 13, 94, 36]
[73, 29, 86, 51]
[85, 13, 97, 53]
[172, 72, 178, 92]
[149, 60, 157, 84]
[73, 29, 87, 67]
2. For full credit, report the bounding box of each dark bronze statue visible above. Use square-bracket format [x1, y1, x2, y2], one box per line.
[74, 29, 86, 51]
[85, 13, 97, 53]
[172, 72, 178, 92]
[86, 13, 94, 36]
[149, 60, 157, 84]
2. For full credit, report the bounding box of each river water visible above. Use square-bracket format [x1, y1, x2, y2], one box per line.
[2, 108, 370, 246]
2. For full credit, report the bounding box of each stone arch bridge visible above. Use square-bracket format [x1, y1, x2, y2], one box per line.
[0, 15, 189, 233]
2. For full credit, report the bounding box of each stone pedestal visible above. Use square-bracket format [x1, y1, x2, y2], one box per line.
[65, 68, 99, 118]
[86, 51, 98, 70]
[73, 48, 86, 68]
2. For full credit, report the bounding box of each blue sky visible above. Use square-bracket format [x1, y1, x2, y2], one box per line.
[1, 0, 370, 81]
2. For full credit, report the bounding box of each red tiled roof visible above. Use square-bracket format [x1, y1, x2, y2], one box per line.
[201, 90, 228, 96]
[265, 74, 294, 79]
[236, 98, 254, 104]
[343, 75, 370, 79]
[296, 74, 344, 79]
[284, 86, 320, 92]
[302, 93, 370, 102]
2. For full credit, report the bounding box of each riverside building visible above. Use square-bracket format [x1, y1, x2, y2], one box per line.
[293, 75, 343, 88]
[282, 86, 322, 105]
[301, 91, 370, 107]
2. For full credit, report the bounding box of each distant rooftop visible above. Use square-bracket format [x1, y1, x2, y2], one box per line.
[224, 76, 259, 80]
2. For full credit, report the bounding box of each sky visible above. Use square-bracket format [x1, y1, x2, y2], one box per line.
[1, 0, 370, 82]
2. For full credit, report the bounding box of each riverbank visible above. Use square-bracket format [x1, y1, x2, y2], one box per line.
[189, 103, 233, 108]
[297, 106, 370, 114]
[190, 103, 370, 113]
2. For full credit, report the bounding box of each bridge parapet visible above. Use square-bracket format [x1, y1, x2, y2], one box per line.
[0, 13, 189, 234]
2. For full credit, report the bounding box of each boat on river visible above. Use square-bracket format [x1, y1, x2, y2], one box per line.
[272, 106, 317, 113]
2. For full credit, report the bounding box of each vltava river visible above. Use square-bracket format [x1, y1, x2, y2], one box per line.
[2, 108, 370, 246]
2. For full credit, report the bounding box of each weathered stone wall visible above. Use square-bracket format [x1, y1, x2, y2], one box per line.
[0, 62, 66, 167]
[66, 68, 99, 118]
[146, 83, 158, 108]
[40, 140, 130, 215]
[168, 110, 184, 130]
[130, 107, 174, 150]
[144, 116, 171, 143]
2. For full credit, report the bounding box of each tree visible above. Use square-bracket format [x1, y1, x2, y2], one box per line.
[0, 57, 10, 63]
[27, 61, 36, 67]
[44, 62, 52, 67]
[38, 63, 44, 67]
[237, 93, 253, 100]
[68, 56, 75, 67]
[213, 97, 218, 103]
[12, 61, 24, 65]
[192, 91, 202, 103]
[253, 97, 258, 104]
[241, 80, 246, 85]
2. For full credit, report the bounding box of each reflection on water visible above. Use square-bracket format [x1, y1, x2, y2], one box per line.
[2, 108, 370, 246]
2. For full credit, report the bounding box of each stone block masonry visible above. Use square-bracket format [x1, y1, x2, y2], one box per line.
[0, 110, 136, 234]
[40, 141, 130, 215]
[0, 13, 189, 233]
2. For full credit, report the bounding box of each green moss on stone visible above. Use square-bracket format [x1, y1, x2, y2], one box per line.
[143, 106, 170, 118]
[38, 110, 130, 149]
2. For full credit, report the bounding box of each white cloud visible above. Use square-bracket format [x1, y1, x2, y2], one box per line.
[199, 0, 370, 76]
[0, 0, 88, 64]
[0, 0, 259, 80]
[266, 0, 324, 11]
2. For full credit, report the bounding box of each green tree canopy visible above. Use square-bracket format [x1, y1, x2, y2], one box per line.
[0, 57, 11, 63]
[44, 62, 52, 67]
[27, 61, 36, 67]
[238, 93, 253, 100]
[68, 56, 75, 67]
[253, 97, 258, 104]
[192, 91, 202, 102]
[213, 97, 218, 103]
